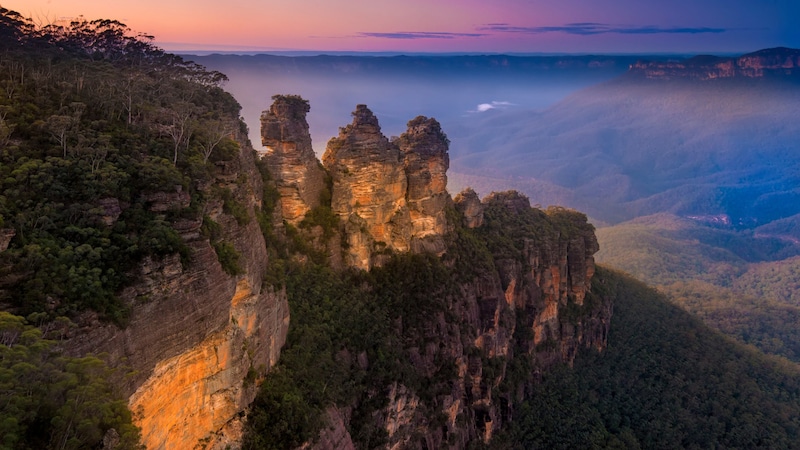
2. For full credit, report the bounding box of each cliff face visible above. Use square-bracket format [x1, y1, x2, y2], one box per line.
[260, 95, 326, 224]
[629, 47, 800, 80]
[65, 133, 289, 449]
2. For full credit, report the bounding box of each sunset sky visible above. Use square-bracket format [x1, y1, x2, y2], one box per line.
[6, 0, 799, 53]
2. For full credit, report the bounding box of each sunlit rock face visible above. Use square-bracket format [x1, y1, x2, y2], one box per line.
[64, 133, 290, 449]
[322, 105, 411, 269]
[320, 106, 454, 269]
[260, 95, 326, 224]
[397, 116, 451, 254]
[129, 279, 288, 450]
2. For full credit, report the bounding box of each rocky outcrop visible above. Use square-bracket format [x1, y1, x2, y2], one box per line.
[260, 95, 326, 224]
[397, 116, 451, 254]
[387, 191, 609, 446]
[454, 188, 484, 228]
[301, 408, 357, 450]
[629, 47, 800, 80]
[0, 228, 14, 252]
[65, 131, 289, 449]
[322, 105, 410, 269]
[320, 105, 453, 269]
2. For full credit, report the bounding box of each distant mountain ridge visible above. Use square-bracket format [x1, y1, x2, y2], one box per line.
[629, 47, 800, 80]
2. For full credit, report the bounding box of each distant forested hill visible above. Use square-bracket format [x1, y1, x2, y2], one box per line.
[596, 214, 800, 363]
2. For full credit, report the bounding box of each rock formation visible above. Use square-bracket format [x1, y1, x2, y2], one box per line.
[0, 228, 14, 252]
[315, 105, 455, 269]
[322, 105, 411, 269]
[388, 191, 608, 447]
[259, 98, 611, 448]
[454, 188, 484, 228]
[397, 116, 451, 254]
[260, 95, 326, 224]
[629, 47, 800, 80]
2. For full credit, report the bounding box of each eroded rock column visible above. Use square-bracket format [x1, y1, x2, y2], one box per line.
[260, 95, 326, 224]
[322, 105, 411, 269]
[397, 116, 451, 254]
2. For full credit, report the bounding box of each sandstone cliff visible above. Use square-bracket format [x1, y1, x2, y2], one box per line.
[628, 47, 800, 80]
[64, 130, 289, 449]
[374, 191, 609, 448]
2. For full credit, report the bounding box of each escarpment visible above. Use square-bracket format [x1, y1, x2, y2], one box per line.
[258, 97, 612, 448]
[64, 130, 289, 450]
[629, 47, 800, 80]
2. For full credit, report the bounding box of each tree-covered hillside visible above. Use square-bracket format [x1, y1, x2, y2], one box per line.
[496, 267, 800, 449]
[596, 214, 800, 363]
[0, 7, 243, 323]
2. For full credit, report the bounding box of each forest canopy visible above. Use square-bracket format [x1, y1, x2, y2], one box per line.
[0, 7, 243, 323]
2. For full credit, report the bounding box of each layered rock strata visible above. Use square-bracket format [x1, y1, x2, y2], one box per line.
[322, 105, 411, 268]
[66, 132, 289, 449]
[260, 95, 326, 224]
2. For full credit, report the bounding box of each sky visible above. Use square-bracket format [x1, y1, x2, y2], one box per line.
[5, 0, 800, 54]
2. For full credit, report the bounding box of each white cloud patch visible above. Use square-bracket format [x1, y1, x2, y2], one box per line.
[471, 101, 514, 113]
